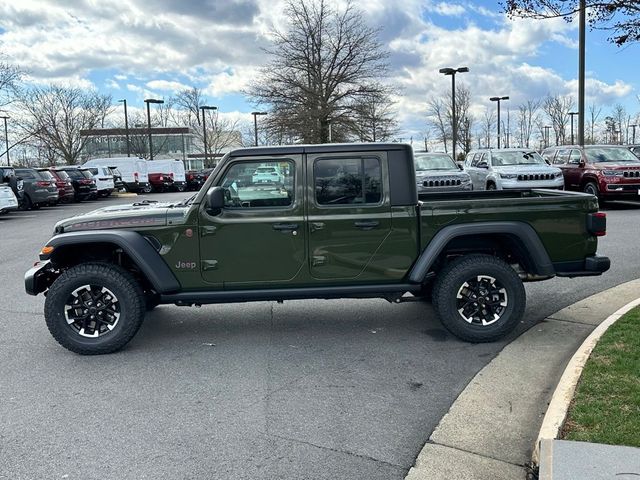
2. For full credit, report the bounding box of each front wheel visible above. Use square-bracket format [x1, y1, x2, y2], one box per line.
[432, 254, 525, 342]
[583, 181, 599, 197]
[44, 263, 146, 354]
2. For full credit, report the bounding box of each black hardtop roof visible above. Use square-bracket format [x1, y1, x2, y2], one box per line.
[228, 142, 412, 158]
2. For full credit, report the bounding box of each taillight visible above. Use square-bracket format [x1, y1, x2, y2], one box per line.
[134, 172, 139, 181]
[158, 175, 164, 181]
[169, 172, 174, 178]
[587, 212, 606, 237]
[36, 181, 50, 187]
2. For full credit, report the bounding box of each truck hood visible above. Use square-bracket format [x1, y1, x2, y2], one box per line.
[591, 162, 640, 169]
[54, 201, 189, 233]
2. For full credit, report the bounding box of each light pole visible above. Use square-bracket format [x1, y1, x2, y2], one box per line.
[144, 98, 164, 160]
[118, 99, 130, 157]
[489, 96, 509, 149]
[439, 67, 469, 162]
[631, 124, 638, 144]
[568, 112, 579, 145]
[200, 105, 217, 166]
[544, 125, 552, 148]
[251, 111, 267, 147]
[578, 0, 586, 146]
[0, 115, 9, 166]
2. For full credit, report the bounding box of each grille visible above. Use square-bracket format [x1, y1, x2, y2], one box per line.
[517, 173, 554, 181]
[622, 171, 640, 178]
[423, 179, 463, 187]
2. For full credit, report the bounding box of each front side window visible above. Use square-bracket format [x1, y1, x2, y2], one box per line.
[220, 160, 294, 208]
[568, 150, 583, 164]
[314, 157, 381, 205]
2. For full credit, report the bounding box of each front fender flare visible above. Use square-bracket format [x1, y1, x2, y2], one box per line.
[40, 230, 181, 294]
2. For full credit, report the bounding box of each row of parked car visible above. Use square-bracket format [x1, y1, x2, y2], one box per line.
[415, 144, 640, 201]
[0, 157, 216, 215]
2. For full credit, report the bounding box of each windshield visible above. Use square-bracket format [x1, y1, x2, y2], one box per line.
[55, 170, 70, 180]
[414, 154, 457, 171]
[585, 147, 640, 163]
[491, 151, 546, 166]
[80, 170, 94, 179]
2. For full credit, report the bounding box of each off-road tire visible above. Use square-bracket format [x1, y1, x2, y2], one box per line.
[432, 254, 525, 342]
[44, 263, 146, 355]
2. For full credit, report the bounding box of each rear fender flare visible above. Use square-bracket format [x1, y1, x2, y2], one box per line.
[408, 221, 555, 283]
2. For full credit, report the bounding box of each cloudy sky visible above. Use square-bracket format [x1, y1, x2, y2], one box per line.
[1, 0, 638, 140]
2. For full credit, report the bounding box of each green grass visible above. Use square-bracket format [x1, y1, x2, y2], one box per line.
[562, 306, 640, 447]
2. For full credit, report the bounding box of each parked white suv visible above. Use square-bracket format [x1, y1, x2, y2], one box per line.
[85, 166, 115, 197]
[0, 184, 19, 214]
[464, 149, 564, 190]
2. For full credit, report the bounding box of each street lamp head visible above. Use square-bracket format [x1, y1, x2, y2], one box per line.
[201, 105, 217, 111]
[118, 99, 126, 103]
[438, 67, 455, 75]
[251, 111, 268, 116]
[456, 67, 469, 73]
[489, 97, 500, 102]
[500, 96, 509, 100]
[144, 98, 164, 104]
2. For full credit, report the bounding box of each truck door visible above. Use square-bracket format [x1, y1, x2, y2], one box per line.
[306, 153, 392, 280]
[199, 155, 306, 286]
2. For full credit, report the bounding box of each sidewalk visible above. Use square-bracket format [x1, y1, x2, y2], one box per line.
[405, 278, 640, 480]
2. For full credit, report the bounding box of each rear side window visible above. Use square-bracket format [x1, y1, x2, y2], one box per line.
[314, 157, 382, 205]
[16, 170, 36, 179]
[37, 171, 54, 181]
[62, 169, 83, 179]
[569, 150, 582, 164]
[555, 149, 570, 165]
[80, 170, 93, 179]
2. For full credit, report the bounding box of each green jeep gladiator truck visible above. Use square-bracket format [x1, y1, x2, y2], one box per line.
[25, 143, 610, 354]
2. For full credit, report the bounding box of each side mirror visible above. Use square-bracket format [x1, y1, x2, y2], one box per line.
[477, 162, 489, 169]
[579, 160, 586, 167]
[206, 186, 224, 214]
[457, 163, 464, 170]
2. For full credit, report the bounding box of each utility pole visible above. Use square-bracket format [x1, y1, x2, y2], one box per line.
[118, 99, 130, 156]
[439, 67, 469, 162]
[251, 112, 268, 147]
[200, 105, 217, 166]
[0, 115, 9, 166]
[490, 96, 509, 149]
[144, 98, 164, 160]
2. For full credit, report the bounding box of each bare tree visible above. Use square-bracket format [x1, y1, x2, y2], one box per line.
[0, 55, 21, 109]
[543, 94, 574, 145]
[248, 0, 392, 143]
[502, 0, 640, 46]
[587, 103, 602, 144]
[350, 92, 399, 142]
[18, 85, 112, 165]
[426, 85, 473, 156]
[517, 99, 542, 148]
[611, 103, 630, 144]
[481, 109, 496, 149]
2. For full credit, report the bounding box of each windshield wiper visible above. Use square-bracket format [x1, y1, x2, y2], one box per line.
[172, 193, 197, 207]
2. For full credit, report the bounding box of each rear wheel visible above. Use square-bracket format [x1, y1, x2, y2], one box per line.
[142, 184, 153, 194]
[432, 254, 525, 342]
[486, 182, 497, 190]
[44, 263, 146, 355]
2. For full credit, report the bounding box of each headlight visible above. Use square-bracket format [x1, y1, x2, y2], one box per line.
[554, 171, 563, 178]
[601, 170, 623, 177]
[499, 173, 518, 179]
[461, 176, 471, 183]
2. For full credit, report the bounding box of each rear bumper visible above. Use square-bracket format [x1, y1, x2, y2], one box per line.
[0, 204, 18, 213]
[555, 255, 611, 277]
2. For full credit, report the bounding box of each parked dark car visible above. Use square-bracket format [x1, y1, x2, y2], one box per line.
[186, 168, 213, 191]
[44, 169, 75, 203]
[542, 145, 640, 199]
[108, 167, 126, 191]
[149, 172, 174, 192]
[0, 166, 24, 204]
[14, 168, 59, 209]
[55, 167, 98, 201]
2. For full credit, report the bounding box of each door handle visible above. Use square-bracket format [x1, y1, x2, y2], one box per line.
[354, 220, 379, 230]
[272, 223, 299, 231]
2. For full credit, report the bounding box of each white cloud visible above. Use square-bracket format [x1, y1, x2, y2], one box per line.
[433, 3, 465, 16]
[146, 80, 190, 92]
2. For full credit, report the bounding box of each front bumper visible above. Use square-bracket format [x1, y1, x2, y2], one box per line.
[554, 255, 611, 277]
[25, 260, 57, 296]
[501, 178, 565, 190]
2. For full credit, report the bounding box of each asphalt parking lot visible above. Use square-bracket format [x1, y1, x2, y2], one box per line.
[1, 193, 639, 479]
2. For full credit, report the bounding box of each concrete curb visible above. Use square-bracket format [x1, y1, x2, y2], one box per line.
[532, 296, 640, 464]
[405, 278, 640, 480]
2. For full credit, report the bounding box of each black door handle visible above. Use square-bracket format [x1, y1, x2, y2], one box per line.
[354, 220, 379, 230]
[273, 223, 299, 231]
